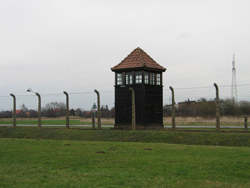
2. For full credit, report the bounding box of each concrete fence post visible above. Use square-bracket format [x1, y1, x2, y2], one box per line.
[244, 117, 248, 131]
[63, 91, 69, 129]
[92, 111, 95, 129]
[129, 87, 136, 130]
[35, 92, 41, 128]
[169, 86, 176, 131]
[214, 83, 220, 131]
[10, 93, 16, 127]
[94, 89, 101, 129]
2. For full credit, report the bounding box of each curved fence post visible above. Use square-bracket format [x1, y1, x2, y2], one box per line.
[27, 88, 41, 128]
[94, 89, 101, 129]
[214, 83, 220, 131]
[63, 91, 69, 129]
[169, 86, 176, 131]
[35, 92, 41, 128]
[129, 87, 136, 130]
[10, 93, 16, 127]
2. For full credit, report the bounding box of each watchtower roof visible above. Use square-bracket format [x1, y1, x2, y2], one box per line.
[111, 47, 166, 72]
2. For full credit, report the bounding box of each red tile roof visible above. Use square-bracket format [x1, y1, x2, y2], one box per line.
[15, 110, 21, 114]
[111, 47, 166, 72]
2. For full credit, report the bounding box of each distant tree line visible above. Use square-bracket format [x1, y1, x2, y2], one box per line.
[1, 98, 249, 118]
[163, 98, 250, 117]
[0, 102, 115, 118]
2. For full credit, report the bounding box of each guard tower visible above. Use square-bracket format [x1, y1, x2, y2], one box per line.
[111, 47, 166, 129]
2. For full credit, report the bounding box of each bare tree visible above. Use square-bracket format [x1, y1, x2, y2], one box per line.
[42, 101, 66, 117]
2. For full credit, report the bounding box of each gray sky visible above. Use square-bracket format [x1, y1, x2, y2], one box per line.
[1, 0, 250, 111]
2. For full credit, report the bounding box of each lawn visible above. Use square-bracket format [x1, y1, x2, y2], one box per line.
[1, 127, 250, 147]
[1, 138, 250, 187]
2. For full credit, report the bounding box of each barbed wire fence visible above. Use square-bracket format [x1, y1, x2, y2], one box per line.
[0, 90, 114, 112]
[0, 84, 250, 112]
[1, 83, 249, 131]
[164, 84, 250, 105]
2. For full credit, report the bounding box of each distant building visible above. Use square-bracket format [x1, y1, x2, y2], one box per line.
[13, 110, 30, 117]
[178, 99, 196, 109]
[15, 110, 22, 114]
[111, 47, 166, 129]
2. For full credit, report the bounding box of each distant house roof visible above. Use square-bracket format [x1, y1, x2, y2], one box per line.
[86, 111, 94, 114]
[15, 110, 21, 114]
[111, 47, 166, 72]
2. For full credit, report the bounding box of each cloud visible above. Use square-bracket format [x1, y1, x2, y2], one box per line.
[1, 0, 250, 110]
[176, 32, 191, 40]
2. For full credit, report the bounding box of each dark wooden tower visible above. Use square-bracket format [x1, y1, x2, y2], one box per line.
[111, 47, 166, 129]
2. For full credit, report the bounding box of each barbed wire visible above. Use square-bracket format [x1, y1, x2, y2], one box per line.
[1, 84, 250, 111]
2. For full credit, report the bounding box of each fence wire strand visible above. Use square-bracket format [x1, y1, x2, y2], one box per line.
[1, 84, 249, 111]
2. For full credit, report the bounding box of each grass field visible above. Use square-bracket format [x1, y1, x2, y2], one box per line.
[1, 138, 250, 188]
[1, 127, 250, 147]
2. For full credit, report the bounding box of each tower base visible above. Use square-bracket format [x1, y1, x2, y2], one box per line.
[114, 125, 163, 130]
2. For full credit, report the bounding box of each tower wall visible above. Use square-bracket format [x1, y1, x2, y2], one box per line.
[114, 84, 163, 129]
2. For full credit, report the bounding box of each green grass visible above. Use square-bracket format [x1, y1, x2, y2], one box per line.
[1, 138, 250, 187]
[1, 127, 250, 147]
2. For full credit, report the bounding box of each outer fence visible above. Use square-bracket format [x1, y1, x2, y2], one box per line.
[0, 84, 249, 131]
[168, 83, 249, 132]
[2, 89, 105, 129]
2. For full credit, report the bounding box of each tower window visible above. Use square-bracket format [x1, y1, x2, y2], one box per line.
[150, 73, 155, 85]
[126, 72, 133, 85]
[144, 72, 149, 84]
[135, 72, 142, 84]
[126, 105, 131, 114]
[156, 73, 161, 85]
[117, 73, 123, 85]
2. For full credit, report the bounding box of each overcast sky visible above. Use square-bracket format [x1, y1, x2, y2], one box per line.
[1, 0, 250, 111]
